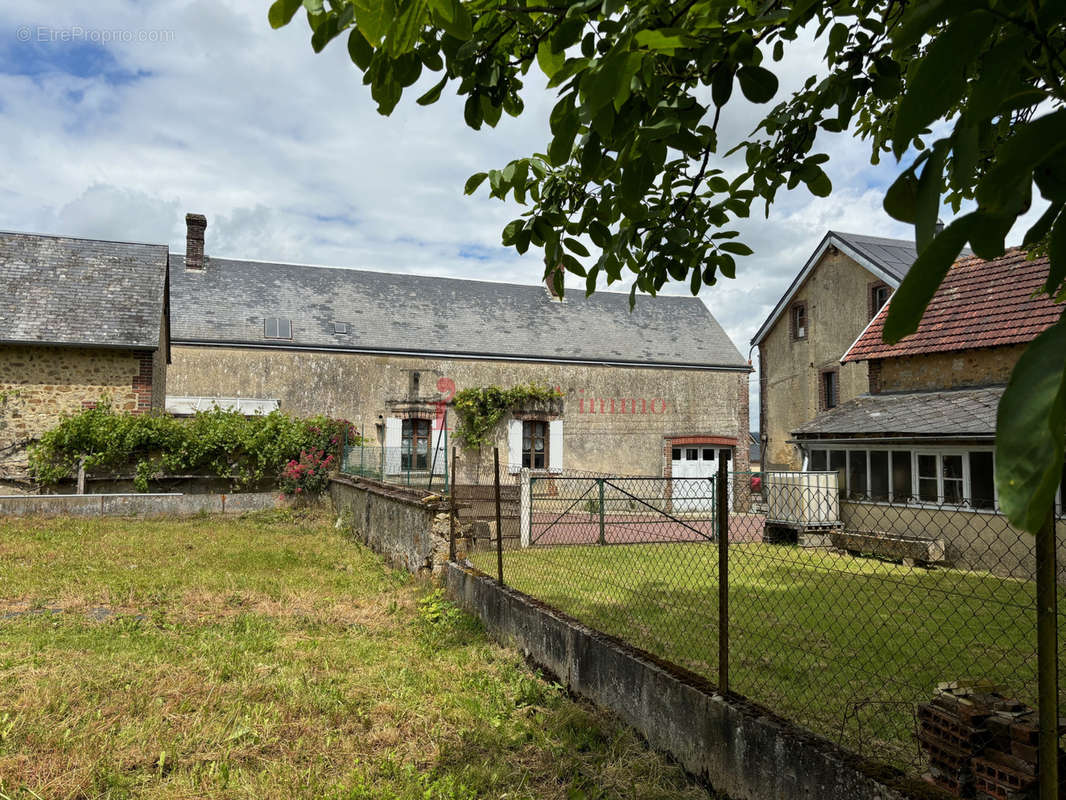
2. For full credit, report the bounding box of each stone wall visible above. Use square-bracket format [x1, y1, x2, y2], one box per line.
[330, 475, 452, 574]
[874, 345, 1024, 394]
[0, 344, 166, 484]
[168, 346, 750, 479]
[759, 250, 879, 471]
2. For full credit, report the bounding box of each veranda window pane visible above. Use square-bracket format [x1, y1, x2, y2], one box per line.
[969, 452, 995, 510]
[918, 454, 938, 502]
[943, 454, 964, 505]
[809, 449, 827, 471]
[848, 451, 868, 498]
[869, 451, 889, 501]
[891, 451, 912, 502]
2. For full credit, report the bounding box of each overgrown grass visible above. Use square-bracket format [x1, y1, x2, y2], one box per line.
[0, 512, 711, 799]
[472, 542, 1058, 770]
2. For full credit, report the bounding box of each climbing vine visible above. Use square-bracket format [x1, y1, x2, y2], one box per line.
[452, 384, 562, 449]
[29, 403, 357, 492]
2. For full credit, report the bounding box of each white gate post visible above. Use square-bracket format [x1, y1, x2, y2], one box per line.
[520, 467, 531, 548]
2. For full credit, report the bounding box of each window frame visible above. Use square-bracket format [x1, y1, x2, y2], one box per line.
[820, 368, 839, 411]
[264, 317, 292, 340]
[805, 444, 999, 511]
[400, 418, 431, 472]
[522, 419, 549, 470]
[869, 282, 890, 319]
[790, 302, 808, 341]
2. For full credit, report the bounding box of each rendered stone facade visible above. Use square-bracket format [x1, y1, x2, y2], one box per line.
[757, 248, 881, 470]
[166, 345, 750, 479]
[871, 344, 1026, 394]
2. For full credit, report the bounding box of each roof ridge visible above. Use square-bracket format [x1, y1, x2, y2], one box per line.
[0, 229, 169, 250]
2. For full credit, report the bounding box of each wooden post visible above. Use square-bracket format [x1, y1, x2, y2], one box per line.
[494, 447, 503, 584]
[716, 467, 729, 694]
[449, 447, 457, 562]
[1036, 509, 1058, 800]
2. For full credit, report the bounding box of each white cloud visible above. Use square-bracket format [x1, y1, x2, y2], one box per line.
[0, 2, 997, 431]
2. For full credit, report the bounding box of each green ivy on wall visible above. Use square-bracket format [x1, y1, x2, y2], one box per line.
[452, 384, 562, 449]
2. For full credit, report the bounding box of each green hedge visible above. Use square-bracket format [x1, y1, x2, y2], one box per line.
[29, 404, 357, 492]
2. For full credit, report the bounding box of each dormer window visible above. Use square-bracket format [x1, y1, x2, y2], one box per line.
[332, 322, 349, 335]
[264, 317, 292, 339]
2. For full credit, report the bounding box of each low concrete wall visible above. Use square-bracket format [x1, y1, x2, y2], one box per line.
[445, 562, 938, 800]
[330, 475, 451, 574]
[0, 491, 282, 517]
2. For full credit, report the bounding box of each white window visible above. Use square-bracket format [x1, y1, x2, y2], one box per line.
[806, 446, 997, 510]
[507, 418, 563, 474]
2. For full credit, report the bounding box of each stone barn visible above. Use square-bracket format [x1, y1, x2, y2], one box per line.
[0, 231, 170, 490]
[165, 215, 751, 480]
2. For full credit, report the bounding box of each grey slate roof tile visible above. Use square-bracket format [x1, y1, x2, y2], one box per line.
[0, 232, 168, 350]
[792, 386, 1002, 438]
[169, 255, 748, 368]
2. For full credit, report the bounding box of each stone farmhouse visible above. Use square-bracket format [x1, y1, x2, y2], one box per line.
[0, 231, 170, 488]
[162, 215, 752, 481]
[752, 231, 920, 471]
[792, 248, 1064, 577]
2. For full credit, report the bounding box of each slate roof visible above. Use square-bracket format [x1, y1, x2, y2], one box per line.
[169, 256, 748, 369]
[844, 249, 1061, 363]
[0, 231, 169, 350]
[792, 387, 1002, 439]
[751, 230, 919, 346]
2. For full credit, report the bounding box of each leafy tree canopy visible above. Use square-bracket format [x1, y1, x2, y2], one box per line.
[271, 0, 1066, 533]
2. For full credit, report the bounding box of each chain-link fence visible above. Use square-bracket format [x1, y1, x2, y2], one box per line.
[341, 442, 450, 492]
[457, 461, 1064, 796]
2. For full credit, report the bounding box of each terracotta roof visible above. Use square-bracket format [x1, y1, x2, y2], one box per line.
[843, 249, 1062, 363]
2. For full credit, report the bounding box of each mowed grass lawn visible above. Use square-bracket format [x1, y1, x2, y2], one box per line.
[0, 512, 712, 800]
[473, 542, 1054, 769]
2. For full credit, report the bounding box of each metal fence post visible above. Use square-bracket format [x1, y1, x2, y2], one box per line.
[1037, 508, 1058, 800]
[494, 447, 504, 584]
[598, 479, 606, 546]
[449, 446, 457, 562]
[716, 467, 729, 694]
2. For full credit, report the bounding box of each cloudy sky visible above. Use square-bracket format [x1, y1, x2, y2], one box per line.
[0, 2, 1034, 427]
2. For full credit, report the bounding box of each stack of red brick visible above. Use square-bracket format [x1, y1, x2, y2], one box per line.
[918, 684, 1063, 799]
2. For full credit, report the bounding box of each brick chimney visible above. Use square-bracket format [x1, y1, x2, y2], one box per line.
[185, 213, 207, 271]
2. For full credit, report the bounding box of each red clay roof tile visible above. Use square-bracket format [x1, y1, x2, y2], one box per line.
[842, 249, 1062, 363]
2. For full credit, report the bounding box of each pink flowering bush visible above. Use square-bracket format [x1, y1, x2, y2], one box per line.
[278, 448, 336, 498]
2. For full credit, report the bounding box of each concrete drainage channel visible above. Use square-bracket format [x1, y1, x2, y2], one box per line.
[444, 561, 937, 800]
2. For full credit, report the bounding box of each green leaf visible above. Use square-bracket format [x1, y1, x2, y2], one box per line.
[915, 141, 948, 252]
[711, 66, 733, 107]
[977, 110, 1066, 214]
[537, 40, 565, 79]
[582, 49, 629, 116]
[736, 66, 779, 104]
[464, 172, 488, 195]
[353, 0, 394, 45]
[634, 29, 694, 53]
[416, 76, 447, 105]
[995, 312, 1066, 532]
[463, 94, 482, 129]
[564, 238, 590, 257]
[883, 165, 920, 224]
[883, 214, 975, 343]
[719, 241, 753, 256]
[268, 0, 303, 29]
[892, 11, 997, 158]
[384, 0, 428, 57]
[1022, 203, 1062, 249]
[347, 28, 374, 70]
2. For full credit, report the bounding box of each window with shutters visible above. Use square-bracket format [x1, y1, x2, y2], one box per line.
[400, 418, 430, 471]
[522, 420, 548, 470]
